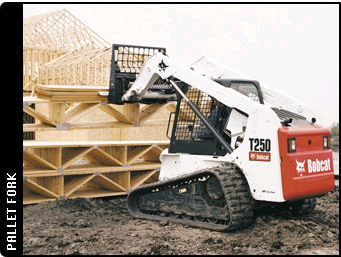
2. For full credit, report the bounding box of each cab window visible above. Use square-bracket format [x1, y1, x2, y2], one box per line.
[229, 82, 261, 103]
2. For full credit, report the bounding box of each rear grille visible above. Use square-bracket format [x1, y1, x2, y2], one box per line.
[271, 107, 306, 121]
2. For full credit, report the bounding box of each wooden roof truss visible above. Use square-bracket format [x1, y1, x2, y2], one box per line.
[24, 9, 109, 51]
[39, 46, 112, 86]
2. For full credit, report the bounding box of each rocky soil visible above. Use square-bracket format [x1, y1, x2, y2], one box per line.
[24, 185, 339, 255]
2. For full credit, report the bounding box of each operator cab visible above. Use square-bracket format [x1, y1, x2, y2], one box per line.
[168, 79, 262, 156]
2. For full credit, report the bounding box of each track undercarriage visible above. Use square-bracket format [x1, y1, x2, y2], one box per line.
[127, 164, 255, 232]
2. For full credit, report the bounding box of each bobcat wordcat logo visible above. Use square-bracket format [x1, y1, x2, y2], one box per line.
[295, 158, 332, 175]
[295, 160, 305, 173]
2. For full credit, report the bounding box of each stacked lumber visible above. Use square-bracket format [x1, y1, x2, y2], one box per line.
[34, 84, 108, 102]
[23, 140, 169, 204]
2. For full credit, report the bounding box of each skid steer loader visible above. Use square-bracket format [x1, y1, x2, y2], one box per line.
[108, 44, 335, 231]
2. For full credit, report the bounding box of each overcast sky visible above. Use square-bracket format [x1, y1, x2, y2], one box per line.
[23, 4, 339, 127]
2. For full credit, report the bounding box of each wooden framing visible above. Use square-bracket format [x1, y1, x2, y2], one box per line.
[33, 84, 108, 102]
[23, 48, 67, 91]
[23, 141, 168, 204]
[23, 9, 109, 91]
[39, 47, 112, 86]
[22, 9, 175, 205]
[23, 9, 175, 140]
[24, 9, 109, 51]
[23, 94, 175, 133]
[37, 44, 151, 87]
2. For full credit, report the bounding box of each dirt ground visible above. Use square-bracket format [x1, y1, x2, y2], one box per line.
[23, 184, 339, 255]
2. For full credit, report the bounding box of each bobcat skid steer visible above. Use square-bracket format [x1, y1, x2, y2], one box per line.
[107, 44, 335, 231]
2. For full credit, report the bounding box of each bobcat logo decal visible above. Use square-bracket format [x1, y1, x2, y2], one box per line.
[296, 160, 305, 173]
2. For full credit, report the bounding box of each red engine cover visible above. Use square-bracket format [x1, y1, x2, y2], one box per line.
[278, 125, 334, 200]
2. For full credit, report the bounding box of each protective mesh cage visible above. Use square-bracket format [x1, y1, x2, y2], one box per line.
[113, 45, 166, 74]
[175, 87, 219, 141]
[109, 44, 167, 104]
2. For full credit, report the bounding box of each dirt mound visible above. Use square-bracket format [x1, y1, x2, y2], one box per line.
[23, 186, 339, 255]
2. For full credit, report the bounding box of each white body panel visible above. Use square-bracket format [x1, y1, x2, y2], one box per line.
[225, 109, 248, 147]
[159, 151, 225, 180]
[160, 105, 285, 202]
[124, 52, 289, 202]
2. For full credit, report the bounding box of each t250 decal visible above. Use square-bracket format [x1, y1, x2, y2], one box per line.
[249, 138, 271, 152]
[249, 138, 271, 161]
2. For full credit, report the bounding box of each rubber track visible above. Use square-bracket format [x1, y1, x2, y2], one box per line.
[127, 164, 255, 232]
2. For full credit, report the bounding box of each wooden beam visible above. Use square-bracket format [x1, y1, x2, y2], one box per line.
[142, 146, 164, 162]
[127, 145, 154, 165]
[85, 147, 124, 166]
[92, 174, 126, 192]
[23, 106, 57, 126]
[130, 170, 158, 189]
[23, 119, 169, 132]
[99, 104, 135, 124]
[24, 150, 57, 170]
[49, 103, 65, 123]
[35, 84, 108, 92]
[123, 103, 139, 123]
[101, 145, 127, 165]
[24, 140, 169, 148]
[64, 174, 96, 197]
[61, 147, 93, 169]
[67, 190, 126, 199]
[23, 96, 50, 104]
[115, 172, 130, 190]
[54, 147, 62, 168]
[32, 146, 62, 168]
[62, 162, 161, 174]
[25, 179, 59, 199]
[64, 102, 101, 123]
[138, 103, 166, 122]
[35, 88, 107, 102]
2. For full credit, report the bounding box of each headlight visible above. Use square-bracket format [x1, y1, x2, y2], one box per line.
[288, 138, 296, 153]
[323, 135, 330, 149]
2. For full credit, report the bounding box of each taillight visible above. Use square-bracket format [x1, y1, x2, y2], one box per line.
[323, 135, 330, 149]
[288, 138, 296, 153]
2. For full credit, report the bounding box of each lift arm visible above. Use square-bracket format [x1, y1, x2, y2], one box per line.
[122, 52, 259, 116]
